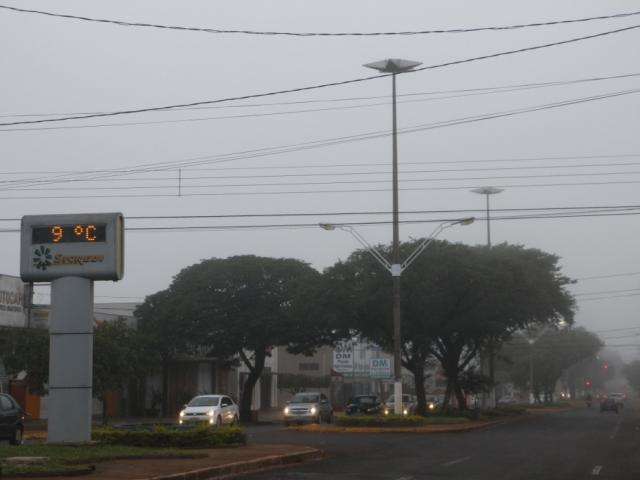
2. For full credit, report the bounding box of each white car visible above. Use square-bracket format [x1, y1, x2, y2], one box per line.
[178, 395, 239, 427]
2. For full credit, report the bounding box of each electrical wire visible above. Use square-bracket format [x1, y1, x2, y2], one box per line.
[0, 203, 638, 222]
[2, 23, 640, 127]
[7, 169, 640, 193]
[573, 288, 640, 297]
[2, 4, 639, 36]
[3, 71, 640, 119]
[3, 152, 640, 177]
[1, 210, 640, 234]
[4, 86, 640, 192]
[577, 271, 640, 281]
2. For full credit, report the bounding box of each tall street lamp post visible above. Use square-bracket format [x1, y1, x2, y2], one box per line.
[471, 186, 504, 408]
[361, 58, 422, 415]
[320, 217, 475, 414]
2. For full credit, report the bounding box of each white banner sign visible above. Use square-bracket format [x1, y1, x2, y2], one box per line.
[333, 341, 354, 373]
[0, 275, 26, 328]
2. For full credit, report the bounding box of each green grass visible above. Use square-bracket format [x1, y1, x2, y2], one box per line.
[0, 443, 202, 476]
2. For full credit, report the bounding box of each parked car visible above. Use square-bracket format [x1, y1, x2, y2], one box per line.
[178, 395, 239, 426]
[383, 394, 417, 415]
[283, 392, 333, 425]
[345, 395, 382, 415]
[609, 392, 626, 409]
[0, 393, 25, 445]
[600, 398, 619, 414]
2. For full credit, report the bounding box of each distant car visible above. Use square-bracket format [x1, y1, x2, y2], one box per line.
[609, 393, 626, 409]
[345, 395, 382, 415]
[0, 393, 25, 445]
[384, 394, 417, 415]
[600, 398, 619, 414]
[178, 395, 239, 426]
[283, 392, 333, 425]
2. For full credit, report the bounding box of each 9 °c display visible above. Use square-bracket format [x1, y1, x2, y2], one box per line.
[31, 224, 106, 244]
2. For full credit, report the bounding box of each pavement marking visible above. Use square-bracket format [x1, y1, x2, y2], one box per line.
[441, 456, 471, 467]
[592, 465, 603, 475]
[610, 418, 622, 439]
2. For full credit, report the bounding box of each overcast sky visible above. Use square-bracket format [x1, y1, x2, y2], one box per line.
[1, 0, 639, 356]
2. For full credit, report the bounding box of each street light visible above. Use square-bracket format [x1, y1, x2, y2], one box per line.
[320, 217, 475, 413]
[470, 186, 504, 248]
[360, 58, 422, 415]
[471, 186, 503, 409]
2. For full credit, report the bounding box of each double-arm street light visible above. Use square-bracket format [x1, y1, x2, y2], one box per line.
[320, 217, 474, 413]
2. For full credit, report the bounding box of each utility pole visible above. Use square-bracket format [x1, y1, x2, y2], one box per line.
[471, 186, 503, 408]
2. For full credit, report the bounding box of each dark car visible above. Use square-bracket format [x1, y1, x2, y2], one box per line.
[345, 395, 382, 415]
[0, 393, 25, 445]
[600, 398, 619, 414]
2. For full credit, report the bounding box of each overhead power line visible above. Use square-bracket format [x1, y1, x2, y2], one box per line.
[1, 4, 639, 36]
[2, 23, 640, 127]
[1, 210, 640, 234]
[577, 271, 640, 281]
[6, 169, 640, 193]
[2, 152, 640, 177]
[4, 87, 640, 192]
[0, 203, 638, 222]
[3, 71, 640, 120]
[574, 288, 640, 297]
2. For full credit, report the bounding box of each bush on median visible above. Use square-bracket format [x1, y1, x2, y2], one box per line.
[93, 424, 246, 448]
[335, 414, 469, 428]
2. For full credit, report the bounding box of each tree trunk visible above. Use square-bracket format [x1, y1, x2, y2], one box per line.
[412, 363, 427, 416]
[454, 381, 467, 411]
[442, 381, 453, 411]
[101, 394, 108, 426]
[239, 349, 266, 423]
[161, 358, 170, 418]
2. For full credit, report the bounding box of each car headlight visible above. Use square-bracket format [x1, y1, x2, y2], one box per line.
[207, 410, 215, 417]
[310, 406, 317, 415]
[179, 410, 185, 417]
[284, 406, 290, 414]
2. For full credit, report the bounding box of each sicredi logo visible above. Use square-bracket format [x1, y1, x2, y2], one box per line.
[33, 246, 104, 271]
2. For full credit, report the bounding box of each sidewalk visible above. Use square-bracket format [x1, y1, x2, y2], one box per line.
[11, 445, 321, 480]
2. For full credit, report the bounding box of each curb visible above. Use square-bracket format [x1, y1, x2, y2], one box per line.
[288, 412, 548, 435]
[146, 448, 323, 480]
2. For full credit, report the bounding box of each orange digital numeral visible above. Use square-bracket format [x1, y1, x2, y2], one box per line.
[74, 225, 84, 237]
[52, 225, 63, 243]
[86, 225, 97, 241]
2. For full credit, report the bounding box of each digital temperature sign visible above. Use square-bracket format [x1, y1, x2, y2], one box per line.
[20, 213, 124, 281]
[32, 224, 106, 244]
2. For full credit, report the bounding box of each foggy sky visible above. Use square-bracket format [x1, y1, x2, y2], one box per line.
[1, 0, 639, 358]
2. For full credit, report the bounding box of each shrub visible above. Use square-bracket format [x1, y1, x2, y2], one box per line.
[93, 425, 246, 448]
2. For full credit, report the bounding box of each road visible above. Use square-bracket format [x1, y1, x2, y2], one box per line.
[240, 404, 640, 479]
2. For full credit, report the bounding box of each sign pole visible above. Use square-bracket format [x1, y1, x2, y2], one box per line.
[48, 276, 94, 443]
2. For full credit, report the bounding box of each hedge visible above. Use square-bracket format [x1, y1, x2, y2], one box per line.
[336, 414, 469, 428]
[93, 425, 246, 448]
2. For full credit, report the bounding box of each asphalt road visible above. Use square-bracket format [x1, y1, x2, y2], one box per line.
[240, 404, 640, 479]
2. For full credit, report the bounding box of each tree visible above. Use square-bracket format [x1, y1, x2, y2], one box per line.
[93, 318, 151, 424]
[165, 255, 329, 421]
[0, 326, 49, 394]
[501, 327, 602, 402]
[320, 240, 575, 412]
[135, 289, 200, 417]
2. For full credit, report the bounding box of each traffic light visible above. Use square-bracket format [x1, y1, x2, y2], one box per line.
[585, 380, 592, 388]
